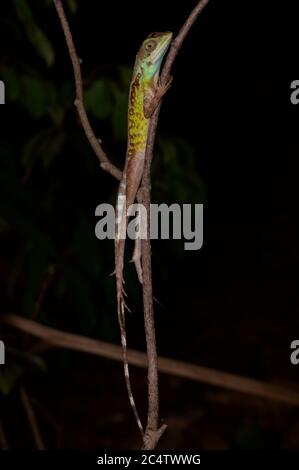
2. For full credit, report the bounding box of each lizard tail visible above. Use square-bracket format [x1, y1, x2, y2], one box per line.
[116, 239, 144, 437]
[117, 289, 144, 438]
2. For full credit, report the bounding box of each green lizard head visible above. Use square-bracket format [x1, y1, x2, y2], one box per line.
[137, 31, 173, 80]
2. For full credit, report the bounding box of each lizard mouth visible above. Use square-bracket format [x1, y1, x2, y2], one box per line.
[151, 32, 173, 64]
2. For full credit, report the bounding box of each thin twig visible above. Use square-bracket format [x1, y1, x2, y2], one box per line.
[163, 0, 211, 78]
[143, 0, 212, 174]
[53, 0, 121, 181]
[31, 399, 64, 448]
[3, 314, 299, 407]
[140, 185, 166, 449]
[140, 0, 211, 449]
[19, 386, 46, 450]
[32, 265, 56, 319]
[31, 398, 60, 434]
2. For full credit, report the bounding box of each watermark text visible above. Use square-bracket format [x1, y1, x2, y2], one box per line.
[95, 202, 203, 251]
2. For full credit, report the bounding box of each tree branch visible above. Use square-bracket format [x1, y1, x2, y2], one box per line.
[140, 0, 211, 449]
[53, 0, 121, 181]
[19, 386, 46, 450]
[53, 0, 211, 449]
[3, 313, 299, 408]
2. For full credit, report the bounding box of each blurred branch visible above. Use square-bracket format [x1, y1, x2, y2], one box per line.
[19, 385, 46, 450]
[32, 265, 56, 319]
[31, 397, 62, 446]
[53, 0, 121, 181]
[3, 314, 299, 407]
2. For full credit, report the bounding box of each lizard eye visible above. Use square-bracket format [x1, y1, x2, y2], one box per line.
[145, 40, 156, 52]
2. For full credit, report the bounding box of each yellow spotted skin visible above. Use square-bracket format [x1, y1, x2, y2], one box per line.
[128, 72, 150, 156]
[125, 72, 152, 208]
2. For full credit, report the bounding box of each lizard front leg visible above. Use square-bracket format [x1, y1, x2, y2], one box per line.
[143, 76, 173, 119]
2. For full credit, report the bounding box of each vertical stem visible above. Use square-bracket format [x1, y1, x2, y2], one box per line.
[140, 122, 167, 449]
[142, 197, 158, 428]
[19, 386, 45, 450]
[53, 0, 211, 450]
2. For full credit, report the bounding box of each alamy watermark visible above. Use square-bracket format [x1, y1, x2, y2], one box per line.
[0, 340, 5, 365]
[290, 340, 299, 365]
[290, 80, 299, 105]
[95, 203, 203, 250]
[0, 80, 5, 104]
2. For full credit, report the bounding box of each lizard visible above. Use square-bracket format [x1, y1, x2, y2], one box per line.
[115, 31, 173, 436]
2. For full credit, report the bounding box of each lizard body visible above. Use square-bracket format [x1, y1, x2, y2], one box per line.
[115, 31, 172, 435]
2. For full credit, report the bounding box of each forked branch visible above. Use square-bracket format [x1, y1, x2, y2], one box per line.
[53, 0, 211, 449]
[140, 0, 211, 450]
[53, 0, 121, 181]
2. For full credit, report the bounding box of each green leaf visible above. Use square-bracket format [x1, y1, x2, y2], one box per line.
[21, 76, 46, 118]
[7, 347, 47, 372]
[22, 128, 65, 170]
[85, 79, 112, 119]
[22, 131, 47, 168]
[66, 0, 78, 14]
[30, 27, 55, 68]
[59, 81, 75, 106]
[41, 131, 65, 169]
[0, 364, 23, 396]
[0, 67, 20, 101]
[44, 81, 67, 124]
[44, 0, 78, 13]
[22, 245, 50, 314]
[13, 0, 55, 67]
[43, 80, 57, 109]
[117, 65, 132, 89]
[110, 87, 127, 141]
[0, 69, 61, 121]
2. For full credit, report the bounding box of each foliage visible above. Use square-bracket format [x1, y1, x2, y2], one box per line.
[0, 1, 205, 394]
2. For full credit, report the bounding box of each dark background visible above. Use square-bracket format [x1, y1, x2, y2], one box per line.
[0, 0, 298, 449]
